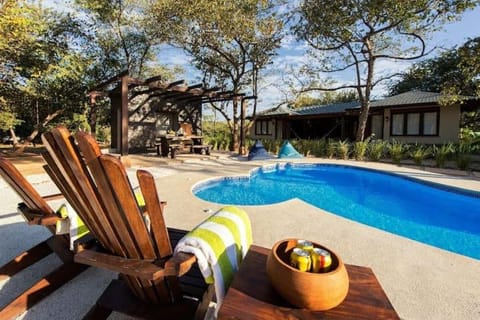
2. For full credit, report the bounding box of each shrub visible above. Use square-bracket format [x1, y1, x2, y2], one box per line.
[336, 140, 350, 160]
[368, 140, 386, 161]
[387, 140, 408, 165]
[456, 142, 473, 171]
[409, 144, 431, 166]
[262, 139, 281, 154]
[326, 140, 337, 159]
[433, 143, 454, 168]
[353, 140, 369, 161]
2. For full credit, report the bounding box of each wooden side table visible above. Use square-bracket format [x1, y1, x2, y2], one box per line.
[218, 245, 400, 320]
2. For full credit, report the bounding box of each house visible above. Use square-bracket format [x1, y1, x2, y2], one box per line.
[251, 91, 479, 144]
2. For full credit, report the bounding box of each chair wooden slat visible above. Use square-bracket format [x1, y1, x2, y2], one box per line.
[0, 157, 54, 219]
[42, 130, 119, 253]
[137, 170, 173, 259]
[98, 155, 156, 259]
[75, 132, 155, 260]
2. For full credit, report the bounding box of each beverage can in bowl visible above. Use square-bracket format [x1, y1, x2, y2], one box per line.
[290, 248, 311, 272]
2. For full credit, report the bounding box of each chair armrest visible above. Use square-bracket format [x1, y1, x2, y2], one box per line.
[74, 249, 166, 280]
[17, 204, 62, 226]
[42, 193, 64, 201]
[164, 251, 197, 277]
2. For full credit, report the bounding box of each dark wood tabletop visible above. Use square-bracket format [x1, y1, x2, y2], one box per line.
[218, 245, 400, 320]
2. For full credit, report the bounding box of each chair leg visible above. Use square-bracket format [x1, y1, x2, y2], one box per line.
[0, 262, 88, 319]
[82, 302, 112, 320]
[194, 285, 215, 320]
[0, 240, 53, 280]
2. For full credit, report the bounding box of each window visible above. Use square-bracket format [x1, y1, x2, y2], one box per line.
[255, 120, 271, 135]
[391, 109, 438, 136]
[406, 113, 420, 135]
[423, 112, 437, 135]
[371, 115, 383, 138]
[391, 114, 404, 135]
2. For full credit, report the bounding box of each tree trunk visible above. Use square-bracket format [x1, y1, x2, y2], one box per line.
[231, 98, 239, 152]
[239, 99, 247, 155]
[13, 109, 64, 154]
[89, 103, 97, 139]
[355, 100, 370, 142]
[9, 127, 19, 151]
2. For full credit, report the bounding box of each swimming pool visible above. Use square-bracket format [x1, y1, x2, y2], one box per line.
[193, 163, 480, 260]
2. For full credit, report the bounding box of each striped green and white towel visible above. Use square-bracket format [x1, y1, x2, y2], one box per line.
[55, 203, 89, 250]
[55, 192, 145, 250]
[174, 206, 252, 311]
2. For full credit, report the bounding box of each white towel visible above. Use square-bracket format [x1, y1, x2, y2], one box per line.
[55, 203, 89, 250]
[174, 206, 252, 312]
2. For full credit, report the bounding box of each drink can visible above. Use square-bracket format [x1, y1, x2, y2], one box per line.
[296, 239, 314, 252]
[290, 248, 311, 272]
[311, 248, 332, 273]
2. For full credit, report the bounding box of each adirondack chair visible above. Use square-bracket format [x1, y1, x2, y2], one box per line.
[41, 126, 214, 320]
[0, 156, 89, 319]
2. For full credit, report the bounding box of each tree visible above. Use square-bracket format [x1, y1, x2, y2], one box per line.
[74, 0, 171, 79]
[389, 37, 480, 134]
[153, 0, 283, 153]
[389, 37, 480, 97]
[292, 0, 479, 141]
[292, 90, 358, 109]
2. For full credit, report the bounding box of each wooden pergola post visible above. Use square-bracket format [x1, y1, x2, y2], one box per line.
[120, 74, 129, 155]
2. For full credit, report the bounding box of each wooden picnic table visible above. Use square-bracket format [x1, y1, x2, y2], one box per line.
[218, 244, 400, 320]
[156, 135, 209, 157]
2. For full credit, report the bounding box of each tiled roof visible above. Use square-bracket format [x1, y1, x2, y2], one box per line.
[294, 101, 360, 115]
[369, 91, 443, 108]
[257, 104, 294, 116]
[256, 91, 478, 118]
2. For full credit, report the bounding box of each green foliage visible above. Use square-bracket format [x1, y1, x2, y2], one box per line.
[0, 111, 23, 132]
[326, 140, 336, 159]
[202, 120, 231, 151]
[262, 139, 282, 154]
[292, 90, 358, 109]
[353, 138, 370, 161]
[336, 140, 350, 160]
[96, 126, 111, 144]
[433, 143, 455, 168]
[389, 37, 480, 99]
[368, 140, 386, 161]
[410, 144, 432, 166]
[293, 139, 326, 157]
[387, 140, 408, 165]
[68, 113, 91, 133]
[455, 142, 475, 170]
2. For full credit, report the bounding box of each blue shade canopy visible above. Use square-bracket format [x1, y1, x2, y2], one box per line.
[247, 140, 273, 161]
[278, 140, 303, 159]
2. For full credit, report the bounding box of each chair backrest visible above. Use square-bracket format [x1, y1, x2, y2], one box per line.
[41, 126, 177, 304]
[0, 156, 56, 232]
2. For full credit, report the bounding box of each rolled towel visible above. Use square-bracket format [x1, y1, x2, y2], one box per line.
[55, 203, 89, 250]
[55, 191, 146, 250]
[174, 206, 252, 311]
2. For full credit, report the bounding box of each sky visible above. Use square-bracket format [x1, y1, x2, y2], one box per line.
[156, 5, 480, 113]
[45, 1, 480, 113]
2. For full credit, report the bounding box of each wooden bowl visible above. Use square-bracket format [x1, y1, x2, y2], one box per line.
[266, 239, 349, 310]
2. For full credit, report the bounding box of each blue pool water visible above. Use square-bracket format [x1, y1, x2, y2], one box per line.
[193, 163, 480, 260]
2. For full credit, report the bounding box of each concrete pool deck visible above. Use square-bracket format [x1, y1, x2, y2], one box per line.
[1, 153, 479, 319]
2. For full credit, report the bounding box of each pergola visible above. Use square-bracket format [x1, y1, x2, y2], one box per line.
[88, 71, 244, 155]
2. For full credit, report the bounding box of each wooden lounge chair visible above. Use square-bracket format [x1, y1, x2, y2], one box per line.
[0, 156, 90, 319]
[41, 126, 213, 320]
